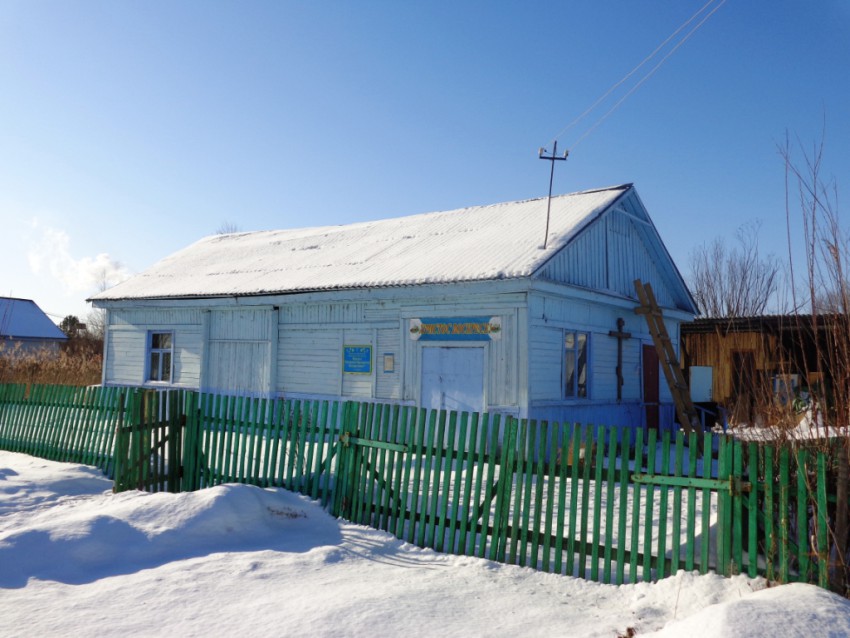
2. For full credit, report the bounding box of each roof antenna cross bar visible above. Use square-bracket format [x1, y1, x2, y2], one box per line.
[538, 141, 569, 249]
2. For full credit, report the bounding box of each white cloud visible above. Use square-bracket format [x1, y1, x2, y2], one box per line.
[27, 220, 132, 295]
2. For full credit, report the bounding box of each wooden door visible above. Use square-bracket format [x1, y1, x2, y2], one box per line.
[642, 344, 660, 430]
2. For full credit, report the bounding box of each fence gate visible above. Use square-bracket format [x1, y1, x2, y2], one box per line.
[333, 403, 410, 535]
[113, 389, 185, 493]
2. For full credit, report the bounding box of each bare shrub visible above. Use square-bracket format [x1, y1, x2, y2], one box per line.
[0, 342, 102, 386]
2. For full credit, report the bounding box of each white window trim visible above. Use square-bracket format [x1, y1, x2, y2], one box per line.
[564, 329, 590, 400]
[146, 330, 174, 384]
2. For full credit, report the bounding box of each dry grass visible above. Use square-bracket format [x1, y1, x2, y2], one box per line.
[0, 342, 102, 386]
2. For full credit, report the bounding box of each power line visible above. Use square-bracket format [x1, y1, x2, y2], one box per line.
[547, 0, 726, 152]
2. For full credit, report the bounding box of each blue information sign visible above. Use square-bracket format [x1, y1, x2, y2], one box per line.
[343, 345, 372, 374]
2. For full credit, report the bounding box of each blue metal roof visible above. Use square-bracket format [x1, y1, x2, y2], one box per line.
[0, 297, 68, 341]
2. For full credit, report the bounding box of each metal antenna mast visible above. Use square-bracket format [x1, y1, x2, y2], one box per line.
[538, 141, 569, 249]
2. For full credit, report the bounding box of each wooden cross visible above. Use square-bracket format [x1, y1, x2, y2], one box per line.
[608, 317, 632, 401]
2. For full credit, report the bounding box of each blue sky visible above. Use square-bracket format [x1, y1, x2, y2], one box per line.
[2, 1, 848, 322]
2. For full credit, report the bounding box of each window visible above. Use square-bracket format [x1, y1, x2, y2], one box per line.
[147, 332, 173, 382]
[565, 331, 589, 398]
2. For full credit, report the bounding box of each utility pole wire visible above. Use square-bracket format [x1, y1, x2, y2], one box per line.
[551, 0, 721, 145]
[568, 0, 726, 152]
[546, 0, 726, 154]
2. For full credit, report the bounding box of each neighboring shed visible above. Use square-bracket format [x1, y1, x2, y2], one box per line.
[0, 297, 68, 356]
[90, 184, 697, 430]
[681, 314, 831, 424]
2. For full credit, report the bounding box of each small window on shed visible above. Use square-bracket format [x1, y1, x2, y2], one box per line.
[565, 331, 589, 398]
[147, 331, 173, 382]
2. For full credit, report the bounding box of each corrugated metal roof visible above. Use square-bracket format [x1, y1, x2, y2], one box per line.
[0, 297, 68, 341]
[91, 185, 631, 301]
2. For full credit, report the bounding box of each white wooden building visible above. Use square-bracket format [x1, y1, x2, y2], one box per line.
[90, 184, 697, 430]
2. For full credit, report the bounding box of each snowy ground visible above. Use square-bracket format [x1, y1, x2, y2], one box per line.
[2, 452, 850, 637]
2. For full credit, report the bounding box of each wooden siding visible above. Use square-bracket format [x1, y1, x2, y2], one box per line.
[204, 308, 272, 395]
[529, 326, 562, 400]
[278, 329, 341, 395]
[109, 308, 202, 327]
[376, 326, 401, 400]
[682, 330, 779, 405]
[280, 302, 365, 324]
[105, 328, 146, 385]
[528, 293, 678, 404]
[539, 208, 678, 309]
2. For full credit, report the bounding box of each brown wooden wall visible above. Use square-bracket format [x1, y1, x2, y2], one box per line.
[681, 330, 783, 405]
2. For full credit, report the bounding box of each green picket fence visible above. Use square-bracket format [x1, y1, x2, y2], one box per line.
[0, 383, 123, 476]
[0, 384, 843, 590]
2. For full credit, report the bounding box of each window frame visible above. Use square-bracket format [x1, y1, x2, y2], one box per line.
[146, 330, 174, 384]
[564, 329, 590, 399]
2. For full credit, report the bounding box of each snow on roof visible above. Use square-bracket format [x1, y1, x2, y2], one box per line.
[92, 185, 630, 301]
[0, 297, 67, 341]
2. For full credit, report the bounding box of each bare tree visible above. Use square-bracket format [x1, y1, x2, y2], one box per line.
[781, 131, 850, 592]
[216, 221, 241, 235]
[689, 221, 783, 317]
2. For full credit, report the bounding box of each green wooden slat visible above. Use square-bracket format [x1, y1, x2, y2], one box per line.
[817, 450, 829, 589]
[642, 428, 657, 582]
[685, 432, 698, 572]
[275, 399, 291, 488]
[351, 402, 371, 525]
[746, 441, 758, 578]
[616, 430, 631, 585]
[670, 432, 685, 575]
[796, 448, 810, 582]
[387, 405, 405, 537]
[578, 425, 594, 578]
[416, 409, 437, 548]
[377, 403, 393, 531]
[221, 395, 234, 484]
[365, 403, 384, 526]
[629, 427, 644, 583]
[566, 424, 584, 576]
[655, 431, 671, 580]
[247, 398, 263, 485]
[392, 405, 410, 538]
[553, 422, 572, 576]
[347, 403, 366, 523]
[531, 421, 549, 570]
[243, 396, 256, 484]
[716, 436, 728, 575]
[447, 412, 468, 554]
[408, 408, 427, 546]
[468, 412, 491, 557]
[699, 431, 712, 575]
[732, 439, 744, 573]
[262, 397, 278, 487]
[602, 428, 616, 583]
[778, 445, 793, 581]
[311, 401, 330, 499]
[491, 414, 514, 563]
[590, 425, 606, 582]
[542, 422, 557, 573]
[763, 444, 775, 581]
[367, 403, 385, 527]
[508, 419, 528, 565]
[426, 410, 448, 549]
[457, 412, 477, 554]
[520, 421, 538, 567]
[322, 400, 341, 507]
[236, 397, 256, 484]
[284, 400, 302, 490]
